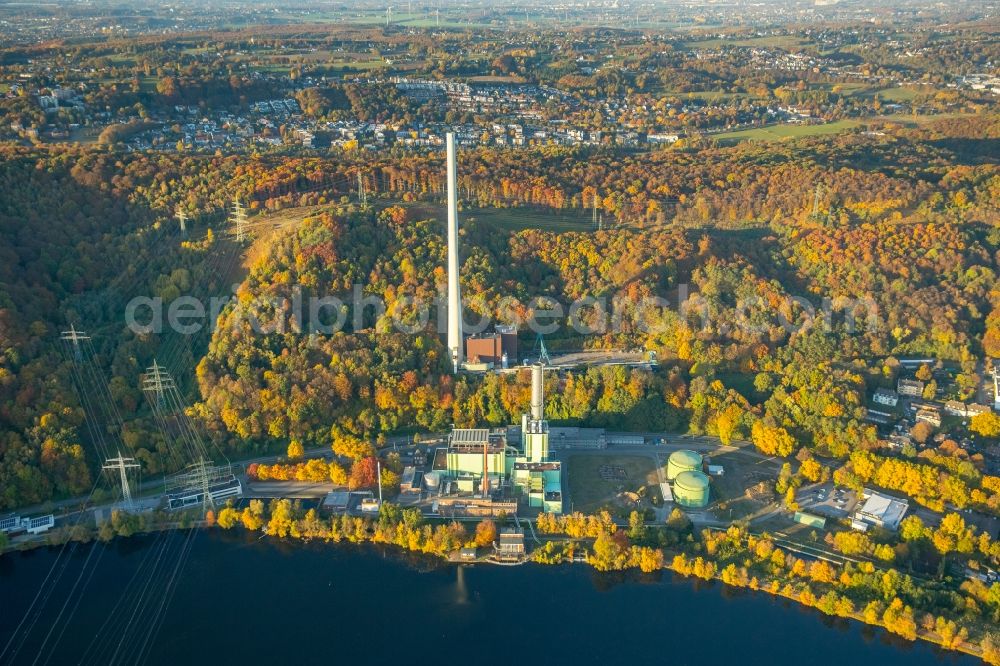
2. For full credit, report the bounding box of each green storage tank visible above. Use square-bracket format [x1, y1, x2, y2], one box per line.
[673, 470, 710, 508]
[667, 449, 703, 481]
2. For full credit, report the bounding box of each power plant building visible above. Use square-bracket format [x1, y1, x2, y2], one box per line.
[443, 428, 509, 494]
[438, 364, 562, 514]
[436, 133, 561, 512]
[465, 325, 518, 367]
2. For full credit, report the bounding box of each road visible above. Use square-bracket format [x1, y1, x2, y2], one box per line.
[4, 432, 442, 521]
[242, 479, 335, 499]
[977, 358, 998, 408]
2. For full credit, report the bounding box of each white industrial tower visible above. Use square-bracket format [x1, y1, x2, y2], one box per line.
[446, 132, 464, 372]
[530, 362, 545, 421]
[521, 363, 550, 463]
[993, 366, 1000, 411]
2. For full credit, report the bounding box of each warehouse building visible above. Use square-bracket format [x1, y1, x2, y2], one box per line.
[547, 426, 607, 450]
[853, 489, 908, 530]
[465, 324, 518, 368]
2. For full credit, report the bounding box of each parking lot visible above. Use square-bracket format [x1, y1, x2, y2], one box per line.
[797, 483, 858, 518]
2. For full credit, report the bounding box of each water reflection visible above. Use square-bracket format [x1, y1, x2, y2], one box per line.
[0, 533, 977, 666]
[455, 564, 469, 605]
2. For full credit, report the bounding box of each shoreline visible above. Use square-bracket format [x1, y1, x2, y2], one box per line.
[5, 503, 986, 664]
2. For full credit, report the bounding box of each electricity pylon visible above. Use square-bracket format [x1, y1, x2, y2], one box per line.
[231, 198, 247, 242]
[103, 451, 140, 512]
[60, 325, 90, 362]
[812, 183, 824, 216]
[176, 208, 188, 236]
[190, 457, 216, 512]
[142, 359, 174, 411]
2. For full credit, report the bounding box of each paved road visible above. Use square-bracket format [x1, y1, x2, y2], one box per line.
[242, 479, 335, 499]
[4, 432, 443, 520]
[978, 358, 998, 408]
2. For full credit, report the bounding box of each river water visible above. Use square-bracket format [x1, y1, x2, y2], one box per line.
[0, 530, 976, 665]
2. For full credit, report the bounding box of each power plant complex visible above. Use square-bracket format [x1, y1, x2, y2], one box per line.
[435, 133, 564, 514]
[432, 363, 563, 515]
[429, 132, 711, 518]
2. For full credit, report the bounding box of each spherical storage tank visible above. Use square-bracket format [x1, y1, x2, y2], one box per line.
[673, 470, 710, 508]
[667, 449, 703, 481]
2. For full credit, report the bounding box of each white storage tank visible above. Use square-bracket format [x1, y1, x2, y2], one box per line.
[424, 471, 442, 490]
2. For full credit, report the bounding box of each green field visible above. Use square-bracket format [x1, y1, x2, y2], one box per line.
[878, 86, 924, 103]
[835, 83, 872, 95]
[714, 119, 863, 144]
[564, 454, 660, 513]
[682, 35, 812, 50]
[468, 207, 595, 234]
[340, 11, 496, 29]
[654, 89, 757, 102]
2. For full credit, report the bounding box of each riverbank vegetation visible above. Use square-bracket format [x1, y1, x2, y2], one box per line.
[218, 499, 470, 557]
[205, 498, 1000, 663]
[670, 525, 1000, 662]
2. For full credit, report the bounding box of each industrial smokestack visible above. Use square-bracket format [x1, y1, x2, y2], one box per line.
[531, 363, 544, 421]
[994, 367, 1000, 411]
[482, 441, 489, 497]
[446, 132, 463, 372]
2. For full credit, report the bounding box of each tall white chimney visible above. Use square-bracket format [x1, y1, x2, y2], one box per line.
[993, 367, 1000, 411]
[446, 132, 463, 372]
[531, 363, 544, 421]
